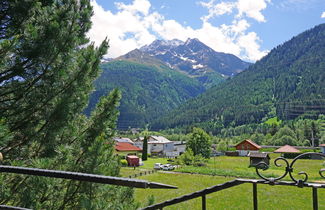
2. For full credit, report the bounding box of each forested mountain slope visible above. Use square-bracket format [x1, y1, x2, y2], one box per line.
[152, 24, 325, 130]
[85, 60, 205, 129]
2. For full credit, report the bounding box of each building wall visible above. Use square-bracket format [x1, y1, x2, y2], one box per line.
[115, 151, 140, 157]
[134, 141, 143, 149]
[238, 150, 249, 156]
[235, 142, 259, 151]
[163, 142, 174, 153]
[149, 143, 164, 154]
[321, 147, 325, 154]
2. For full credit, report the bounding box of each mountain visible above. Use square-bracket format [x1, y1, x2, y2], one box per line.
[152, 24, 325, 131]
[85, 60, 205, 129]
[140, 38, 251, 88]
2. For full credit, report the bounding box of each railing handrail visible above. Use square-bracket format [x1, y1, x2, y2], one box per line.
[0, 165, 177, 189]
[142, 179, 244, 209]
[142, 179, 325, 210]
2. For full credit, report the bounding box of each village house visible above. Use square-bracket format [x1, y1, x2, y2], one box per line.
[148, 136, 174, 156]
[134, 136, 175, 156]
[114, 142, 142, 158]
[235, 139, 261, 156]
[113, 137, 134, 144]
[274, 145, 301, 158]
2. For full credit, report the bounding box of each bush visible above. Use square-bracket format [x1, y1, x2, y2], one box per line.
[120, 159, 128, 166]
[176, 149, 207, 166]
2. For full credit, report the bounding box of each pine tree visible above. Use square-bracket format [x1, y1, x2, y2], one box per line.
[0, 0, 136, 209]
[142, 136, 148, 161]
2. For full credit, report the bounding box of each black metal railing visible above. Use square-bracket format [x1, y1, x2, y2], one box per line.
[0, 165, 177, 209]
[143, 152, 325, 210]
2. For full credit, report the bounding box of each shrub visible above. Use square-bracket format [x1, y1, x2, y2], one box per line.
[120, 159, 128, 166]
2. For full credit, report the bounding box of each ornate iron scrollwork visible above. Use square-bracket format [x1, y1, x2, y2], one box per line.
[255, 152, 325, 185]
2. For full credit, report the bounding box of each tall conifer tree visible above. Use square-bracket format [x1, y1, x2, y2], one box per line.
[0, 0, 136, 209]
[142, 136, 148, 161]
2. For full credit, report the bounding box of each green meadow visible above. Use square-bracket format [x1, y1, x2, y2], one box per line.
[135, 173, 325, 209]
[122, 155, 325, 209]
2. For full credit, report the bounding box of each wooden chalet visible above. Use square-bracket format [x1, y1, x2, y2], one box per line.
[235, 139, 261, 156]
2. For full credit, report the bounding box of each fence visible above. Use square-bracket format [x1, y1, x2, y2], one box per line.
[0, 165, 176, 210]
[128, 170, 156, 178]
[143, 152, 325, 210]
[142, 178, 325, 210]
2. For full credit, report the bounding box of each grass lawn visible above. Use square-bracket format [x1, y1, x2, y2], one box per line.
[132, 155, 325, 209]
[176, 155, 325, 182]
[121, 155, 324, 182]
[135, 172, 325, 209]
[119, 158, 169, 177]
[140, 157, 169, 169]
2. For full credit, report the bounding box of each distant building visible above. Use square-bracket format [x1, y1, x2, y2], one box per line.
[247, 152, 270, 168]
[235, 139, 261, 156]
[114, 142, 142, 158]
[130, 128, 140, 135]
[113, 137, 134, 144]
[148, 136, 174, 155]
[134, 136, 175, 156]
[126, 155, 140, 167]
[319, 144, 325, 154]
[274, 145, 301, 153]
[274, 145, 301, 159]
[174, 141, 186, 155]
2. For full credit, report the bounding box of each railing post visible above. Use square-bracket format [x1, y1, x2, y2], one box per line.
[202, 194, 206, 210]
[253, 183, 258, 210]
[312, 187, 318, 210]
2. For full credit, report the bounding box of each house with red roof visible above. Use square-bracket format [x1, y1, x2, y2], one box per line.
[274, 145, 301, 153]
[114, 142, 142, 158]
[235, 139, 261, 156]
[274, 145, 301, 159]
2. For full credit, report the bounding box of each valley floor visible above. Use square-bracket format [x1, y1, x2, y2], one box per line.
[120, 156, 325, 209]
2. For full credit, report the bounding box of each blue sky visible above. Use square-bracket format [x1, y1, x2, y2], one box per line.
[88, 0, 325, 62]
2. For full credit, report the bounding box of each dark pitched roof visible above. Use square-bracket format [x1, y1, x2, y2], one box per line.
[115, 142, 142, 152]
[274, 145, 300, 153]
[248, 152, 269, 158]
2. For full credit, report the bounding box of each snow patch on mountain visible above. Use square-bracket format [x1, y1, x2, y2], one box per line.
[192, 64, 204, 69]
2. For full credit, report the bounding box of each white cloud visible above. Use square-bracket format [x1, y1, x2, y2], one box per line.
[200, 0, 236, 22]
[88, 0, 269, 62]
[237, 32, 268, 61]
[237, 0, 270, 22]
[199, 0, 270, 22]
[115, 0, 151, 16]
[321, 11, 325, 18]
[88, 0, 156, 58]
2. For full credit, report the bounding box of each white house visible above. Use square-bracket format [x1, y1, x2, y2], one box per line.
[147, 136, 174, 155]
[133, 136, 175, 156]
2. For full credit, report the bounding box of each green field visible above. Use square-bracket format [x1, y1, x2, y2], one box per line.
[135, 173, 325, 209]
[131, 155, 325, 209]
[177, 155, 325, 182]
